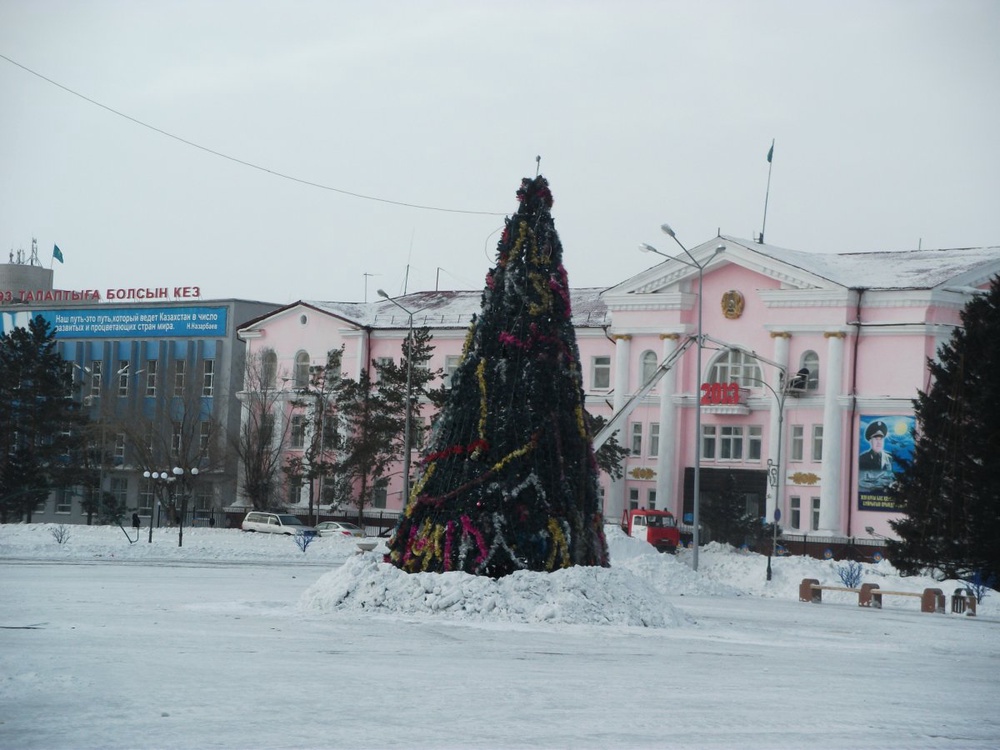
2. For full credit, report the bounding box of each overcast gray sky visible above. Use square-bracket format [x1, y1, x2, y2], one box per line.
[2, 1, 998, 305]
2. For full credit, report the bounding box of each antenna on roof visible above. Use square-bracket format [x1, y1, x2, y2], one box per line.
[363, 272, 380, 303]
[758, 139, 775, 244]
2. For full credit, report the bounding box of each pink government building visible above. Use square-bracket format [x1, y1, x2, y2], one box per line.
[236, 235, 999, 548]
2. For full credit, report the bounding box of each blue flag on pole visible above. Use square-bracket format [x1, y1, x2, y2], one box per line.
[53, 245, 64, 263]
[766, 141, 774, 164]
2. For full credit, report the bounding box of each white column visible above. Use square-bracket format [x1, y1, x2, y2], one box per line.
[767, 332, 791, 519]
[818, 332, 846, 533]
[607, 333, 632, 520]
[656, 334, 680, 518]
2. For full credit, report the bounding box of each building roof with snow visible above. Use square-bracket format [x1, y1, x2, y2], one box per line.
[249, 288, 611, 332]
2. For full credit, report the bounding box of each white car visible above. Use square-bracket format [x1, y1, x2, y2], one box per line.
[241, 512, 317, 537]
[315, 521, 366, 538]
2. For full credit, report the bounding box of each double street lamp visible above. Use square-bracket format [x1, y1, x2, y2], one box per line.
[143, 467, 199, 546]
[377, 289, 415, 507]
[640, 225, 724, 572]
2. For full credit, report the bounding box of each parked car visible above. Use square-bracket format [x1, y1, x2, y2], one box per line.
[315, 521, 366, 538]
[241, 511, 317, 537]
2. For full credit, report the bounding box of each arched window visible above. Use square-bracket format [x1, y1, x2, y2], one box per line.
[640, 350, 658, 387]
[800, 350, 820, 390]
[707, 349, 763, 387]
[294, 351, 310, 388]
[262, 350, 278, 390]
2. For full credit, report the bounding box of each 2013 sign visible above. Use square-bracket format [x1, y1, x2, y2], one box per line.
[701, 382, 743, 405]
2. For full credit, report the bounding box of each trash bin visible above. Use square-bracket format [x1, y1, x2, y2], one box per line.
[952, 588, 971, 614]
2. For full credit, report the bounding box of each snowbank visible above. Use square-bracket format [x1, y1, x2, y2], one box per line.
[3, 522, 994, 627]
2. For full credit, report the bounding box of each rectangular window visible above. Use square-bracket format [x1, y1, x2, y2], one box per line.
[812, 425, 823, 462]
[648, 423, 660, 457]
[647, 489, 657, 510]
[719, 425, 744, 460]
[628, 487, 639, 510]
[373, 486, 387, 510]
[195, 487, 212, 512]
[373, 357, 394, 382]
[790, 425, 805, 461]
[444, 355, 461, 389]
[630, 423, 642, 456]
[55, 489, 73, 514]
[139, 482, 154, 516]
[701, 424, 717, 460]
[34, 496, 47, 513]
[174, 360, 186, 396]
[117, 360, 130, 397]
[111, 477, 128, 508]
[114, 432, 126, 462]
[748, 426, 763, 461]
[171, 422, 182, 454]
[811, 497, 821, 531]
[291, 415, 306, 449]
[790, 496, 801, 530]
[90, 360, 103, 398]
[145, 360, 158, 397]
[199, 422, 211, 453]
[592, 356, 611, 390]
[288, 479, 302, 505]
[202, 360, 215, 397]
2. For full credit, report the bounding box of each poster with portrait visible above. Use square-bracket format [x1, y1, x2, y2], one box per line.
[858, 415, 915, 511]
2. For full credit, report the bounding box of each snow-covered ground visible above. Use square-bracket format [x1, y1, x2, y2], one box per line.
[2, 522, 997, 749]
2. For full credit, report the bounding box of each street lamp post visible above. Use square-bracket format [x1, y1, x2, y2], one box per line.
[746, 376, 787, 581]
[639, 227, 724, 572]
[377, 289, 415, 507]
[173, 466, 199, 548]
[142, 470, 175, 543]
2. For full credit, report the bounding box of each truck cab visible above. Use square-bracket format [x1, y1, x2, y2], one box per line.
[621, 508, 681, 553]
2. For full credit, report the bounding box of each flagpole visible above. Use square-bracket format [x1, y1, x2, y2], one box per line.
[760, 139, 774, 244]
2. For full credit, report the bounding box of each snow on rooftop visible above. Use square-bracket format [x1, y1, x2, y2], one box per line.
[306, 288, 610, 330]
[724, 236, 1000, 290]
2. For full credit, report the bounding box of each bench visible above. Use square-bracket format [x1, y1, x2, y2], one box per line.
[799, 578, 952, 614]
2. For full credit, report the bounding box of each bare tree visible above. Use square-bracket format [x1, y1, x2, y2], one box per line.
[283, 348, 344, 525]
[232, 349, 293, 511]
[112, 359, 223, 528]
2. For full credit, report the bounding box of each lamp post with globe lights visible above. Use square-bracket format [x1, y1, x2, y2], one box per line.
[142, 470, 175, 543]
[639, 226, 725, 572]
[172, 466, 200, 548]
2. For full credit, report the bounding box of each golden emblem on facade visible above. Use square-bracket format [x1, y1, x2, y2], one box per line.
[789, 472, 821, 485]
[721, 290, 745, 319]
[629, 467, 656, 480]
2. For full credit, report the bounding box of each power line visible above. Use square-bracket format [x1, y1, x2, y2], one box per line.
[0, 52, 507, 217]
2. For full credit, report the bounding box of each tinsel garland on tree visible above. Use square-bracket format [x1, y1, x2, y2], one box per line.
[387, 175, 609, 577]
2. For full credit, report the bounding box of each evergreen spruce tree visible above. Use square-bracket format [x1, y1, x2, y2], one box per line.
[0, 315, 85, 522]
[887, 275, 1000, 583]
[388, 175, 609, 576]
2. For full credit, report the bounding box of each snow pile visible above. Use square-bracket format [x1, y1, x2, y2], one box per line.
[3, 522, 995, 626]
[0, 522, 370, 564]
[300, 551, 688, 628]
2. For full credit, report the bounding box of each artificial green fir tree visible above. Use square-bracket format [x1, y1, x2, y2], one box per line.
[387, 175, 609, 577]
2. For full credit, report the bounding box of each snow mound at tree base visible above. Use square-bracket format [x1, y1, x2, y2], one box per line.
[300, 553, 688, 628]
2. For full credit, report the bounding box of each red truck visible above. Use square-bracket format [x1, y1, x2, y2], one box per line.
[620, 508, 681, 553]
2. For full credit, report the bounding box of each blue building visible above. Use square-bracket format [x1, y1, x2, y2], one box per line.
[1, 255, 278, 524]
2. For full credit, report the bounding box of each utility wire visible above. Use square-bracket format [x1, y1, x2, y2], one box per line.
[1, 52, 507, 217]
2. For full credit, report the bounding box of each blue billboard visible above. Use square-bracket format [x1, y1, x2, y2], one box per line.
[0, 306, 228, 339]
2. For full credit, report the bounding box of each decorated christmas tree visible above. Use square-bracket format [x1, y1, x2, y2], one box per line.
[387, 175, 609, 577]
